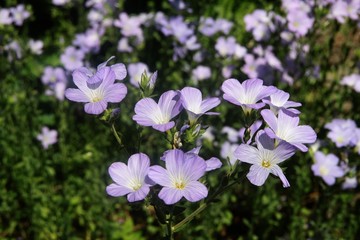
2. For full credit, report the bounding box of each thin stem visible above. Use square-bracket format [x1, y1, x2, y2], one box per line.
[172, 177, 242, 233]
[111, 123, 130, 156]
[165, 206, 174, 240]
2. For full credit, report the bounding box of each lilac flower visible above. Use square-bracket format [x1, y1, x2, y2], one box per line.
[96, 56, 127, 81]
[148, 149, 208, 204]
[37, 127, 58, 149]
[106, 153, 153, 202]
[221, 141, 239, 165]
[221, 78, 277, 112]
[234, 44, 247, 59]
[287, 11, 314, 37]
[192, 66, 211, 82]
[340, 74, 360, 92]
[133, 90, 182, 132]
[158, 16, 193, 44]
[4, 40, 22, 61]
[52, 0, 70, 5]
[328, 0, 349, 23]
[199, 17, 233, 36]
[73, 29, 102, 53]
[262, 89, 302, 115]
[184, 36, 200, 51]
[215, 36, 237, 57]
[342, 177, 357, 189]
[241, 54, 268, 79]
[65, 66, 127, 115]
[199, 17, 217, 36]
[28, 39, 44, 55]
[117, 38, 133, 53]
[180, 87, 220, 123]
[128, 62, 149, 87]
[234, 130, 296, 187]
[161, 147, 222, 172]
[221, 126, 241, 143]
[60, 46, 85, 71]
[10, 4, 30, 26]
[49, 81, 67, 101]
[222, 65, 235, 79]
[311, 151, 345, 186]
[325, 119, 358, 147]
[244, 10, 275, 41]
[41, 67, 66, 86]
[0, 9, 12, 25]
[114, 13, 144, 40]
[261, 109, 317, 152]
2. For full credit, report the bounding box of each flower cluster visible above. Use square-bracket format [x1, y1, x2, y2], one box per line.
[221, 78, 316, 187]
[310, 118, 360, 188]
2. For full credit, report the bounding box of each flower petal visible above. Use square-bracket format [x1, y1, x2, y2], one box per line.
[127, 185, 150, 202]
[182, 181, 208, 202]
[158, 187, 183, 205]
[246, 165, 270, 186]
[111, 63, 127, 80]
[148, 165, 172, 187]
[106, 183, 132, 197]
[65, 88, 89, 102]
[108, 162, 130, 185]
[270, 165, 290, 187]
[84, 100, 107, 115]
[234, 144, 260, 165]
[104, 83, 127, 103]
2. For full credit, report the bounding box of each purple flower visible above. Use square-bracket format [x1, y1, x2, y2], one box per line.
[148, 149, 208, 204]
[342, 177, 357, 189]
[96, 56, 127, 81]
[161, 147, 222, 172]
[28, 39, 44, 55]
[340, 74, 360, 92]
[73, 29, 102, 53]
[221, 78, 277, 112]
[199, 17, 233, 36]
[4, 40, 22, 61]
[60, 46, 85, 71]
[0, 9, 12, 25]
[10, 4, 30, 26]
[261, 109, 317, 152]
[262, 89, 302, 115]
[241, 54, 272, 81]
[37, 127, 58, 149]
[220, 141, 239, 165]
[41, 67, 67, 86]
[325, 119, 358, 147]
[192, 65, 211, 82]
[114, 13, 144, 40]
[159, 16, 193, 44]
[52, 0, 70, 5]
[117, 38, 133, 53]
[128, 62, 149, 87]
[180, 87, 220, 123]
[106, 153, 153, 202]
[133, 90, 182, 132]
[215, 36, 237, 57]
[287, 10, 314, 37]
[311, 151, 345, 186]
[65, 66, 127, 115]
[234, 131, 296, 187]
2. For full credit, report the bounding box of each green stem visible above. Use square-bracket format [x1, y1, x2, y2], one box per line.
[111, 123, 130, 156]
[172, 179, 240, 233]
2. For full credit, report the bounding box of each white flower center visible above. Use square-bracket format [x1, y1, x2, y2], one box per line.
[319, 166, 329, 176]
